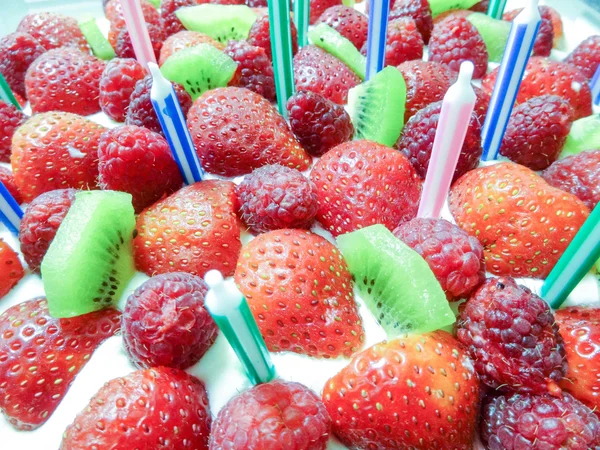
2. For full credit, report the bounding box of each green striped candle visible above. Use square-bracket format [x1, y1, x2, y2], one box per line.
[293, 0, 310, 48]
[0, 73, 21, 110]
[487, 0, 508, 20]
[268, 0, 296, 116]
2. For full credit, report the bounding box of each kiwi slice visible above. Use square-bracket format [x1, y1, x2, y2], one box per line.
[160, 44, 237, 100]
[78, 16, 115, 60]
[41, 191, 136, 318]
[308, 23, 366, 80]
[560, 115, 600, 159]
[347, 65, 406, 147]
[428, 0, 480, 17]
[176, 4, 257, 43]
[467, 13, 511, 62]
[337, 225, 455, 337]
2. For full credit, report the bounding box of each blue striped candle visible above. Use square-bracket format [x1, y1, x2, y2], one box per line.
[365, 0, 391, 81]
[591, 64, 600, 106]
[148, 63, 205, 185]
[480, 0, 541, 161]
[0, 182, 23, 235]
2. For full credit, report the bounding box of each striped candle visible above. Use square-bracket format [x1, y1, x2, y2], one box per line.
[365, 0, 391, 80]
[120, 0, 157, 67]
[293, 0, 310, 48]
[486, 0, 508, 20]
[591, 64, 600, 106]
[480, 0, 541, 161]
[0, 73, 21, 110]
[0, 182, 23, 235]
[268, 0, 296, 116]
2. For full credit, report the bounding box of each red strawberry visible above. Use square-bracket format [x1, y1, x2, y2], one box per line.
[316, 5, 369, 49]
[309, 0, 343, 24]
[360, 17, 424, 67]
[16, 12, 89, 52]
[293, 45, 361, 105]
[0, 32, 45, 99]
[503, 6, 555, 57]
[322, 331, 480, 449]
[0, 239, 24, 298]
[470, 0, 488, 12]
[225, 40, 276, 102]
[0, 166, 23, 205]
[186, 87, 311, 176]
[388, 0, 433, 43]
[555, 307, 600, 415]
[482, 57, 593, 120]
[11, 112, 104, 202]
[564, 35, 600, 80]
[133, 180, 242, 277]
[25, 48, 105, 116]
[159, 30, 225, 65]
[105, 0, 161, 31]
[0, 100, 27, 163]
[234, 229, 364, 358]
[310, 140, 422, 236]
[449, 162, 590, 278]
[247, 14, 299, 59]
[99, 58, 146, 122]
[60, 367, 211, 449]
[0, 298, 121, 430]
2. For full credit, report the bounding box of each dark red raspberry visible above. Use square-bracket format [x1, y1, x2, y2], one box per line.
[472, 84, 491, 124]
[16, 12, 89, 52]
[393, 218, 485, 301]
[25, 48, 105, 116]
[429, 15, 488, 79]
[210, 380, 331, 449]
[225, 40, 276, 102]
[0, 32, 45, 99]
[388, 0, 433, 43]
[0, 100, 27, 162]
[126, 74, 193, 135]
[482, 392, 600, 449]
[287, 90, 354, 156]
[456, 277, 567, 395]
[236, 164, 318, 234]
[161, 0, 197, 36]
[396, 100, 482, 183]
[0, 166, 23, 205]
[159, 30, 225, 65]
[247, 15, 299, 59]
[504, 6, 555, 57]
[397, 60, 457, 122]
[500, 95, 574, 171]
[99, 58, 146, 122]
[18, 189, 76, 272]
[360, 17, 423, 67]
[122, 272, 218, 370]
[316, 6, 368, 49]
[98, 125, 183, 213]
[542, 150, 600, 210]
[565, 35, 600, 80]
[114, 23, 165, 60]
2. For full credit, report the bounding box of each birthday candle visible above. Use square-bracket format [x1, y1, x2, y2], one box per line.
[268, 0, 295, 116]
[486, 0, 508, 20]
[365, 0, 391, 80]
[480, 0, 541, 161]
[120, 0, 157, 67]
[204, 270, 276, 385]
[418, 62, 476, 219]
[293, 0, 310, 48]
[148, 63, 204, 185]
[0, 182, 23, 235]
[0, 73, 21, 110]
[591, 64, 600, 106]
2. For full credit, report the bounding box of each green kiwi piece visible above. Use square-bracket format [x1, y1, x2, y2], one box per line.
[560, 115, 600, 159]
[78, 15, 115, 60]
[176, 4, 257, 43]
[160, 44, 237, 100]
[428, 0, 480, 17]
[147, 0, 160, 7]
[347, 65, 406, 147]
[337, 225, 455, 337]
[467, 13, 511, 62]
[41, 191, 136, 318]
[308, 23, 366, 80]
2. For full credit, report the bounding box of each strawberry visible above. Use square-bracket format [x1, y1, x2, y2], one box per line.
[309, 0, 343, 24]
[564, 35, 600, 80]
[133, 180, 242, 277]
[310, 140, 422, 237]
[360, 17, 424, 67]
[555, 307, 600, 415]
[16, 12, 89, 52]
[186, 87, 311, 176]
[0, 298, 121, 430]
[322, 331, 480, 449]
[448, 162, 590, 279]
[293, 45, 361, 105]
[482, 57, 593, 120]
[11, 112, 104, 202]
[234, 229, 364, 358]
[60, 367, 211, 449]
[105, 0, 161, 31]
[0, 166, 23, 205]
[0, 239, 24, 298]
[159, 30, 225, 65]
[316, 5, 369, 49]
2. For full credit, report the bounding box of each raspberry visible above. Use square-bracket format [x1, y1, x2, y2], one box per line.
[0, 32, 45, 99]
[482, 392, 600, 449]
[397, 60, 457, 122]
[472, 84, 491, 124]
[247, 15, 299, 60]
[25, 48, 105, 116]
[500, 95, 574, 171]
[0, 100, 27, 162]
[388, 0, 433, 43]
[504, 6, 555, 57]
[98, 125, 183, 213]
[246, 0, 267, 6]
[126, 75, 193, 135]
[210, 380, 331, 449]
[161, 0, 197, 36]
[429, 15, 488, 79]
[122, 272, 217, 370]
[159, 30, 225, 65]
[316, 5, 369, 49]
[565, 35, 600, 80]
[396, 100, 482, 183]
[114, 23, 165, 60]
[236, 164, 318, 233]
[542, 150, 600, 210]
[456, 277, 567, 394]
[18, 189, 76, 272]
[99, 58, 146, 122]
[0, 166, 23, 205]
[225, 40, 276, 102]
[16, 12, 89, 52]
[287, 90, 354, 156]
[360, 17, 423, 67]
[393, 218, 485, 301]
